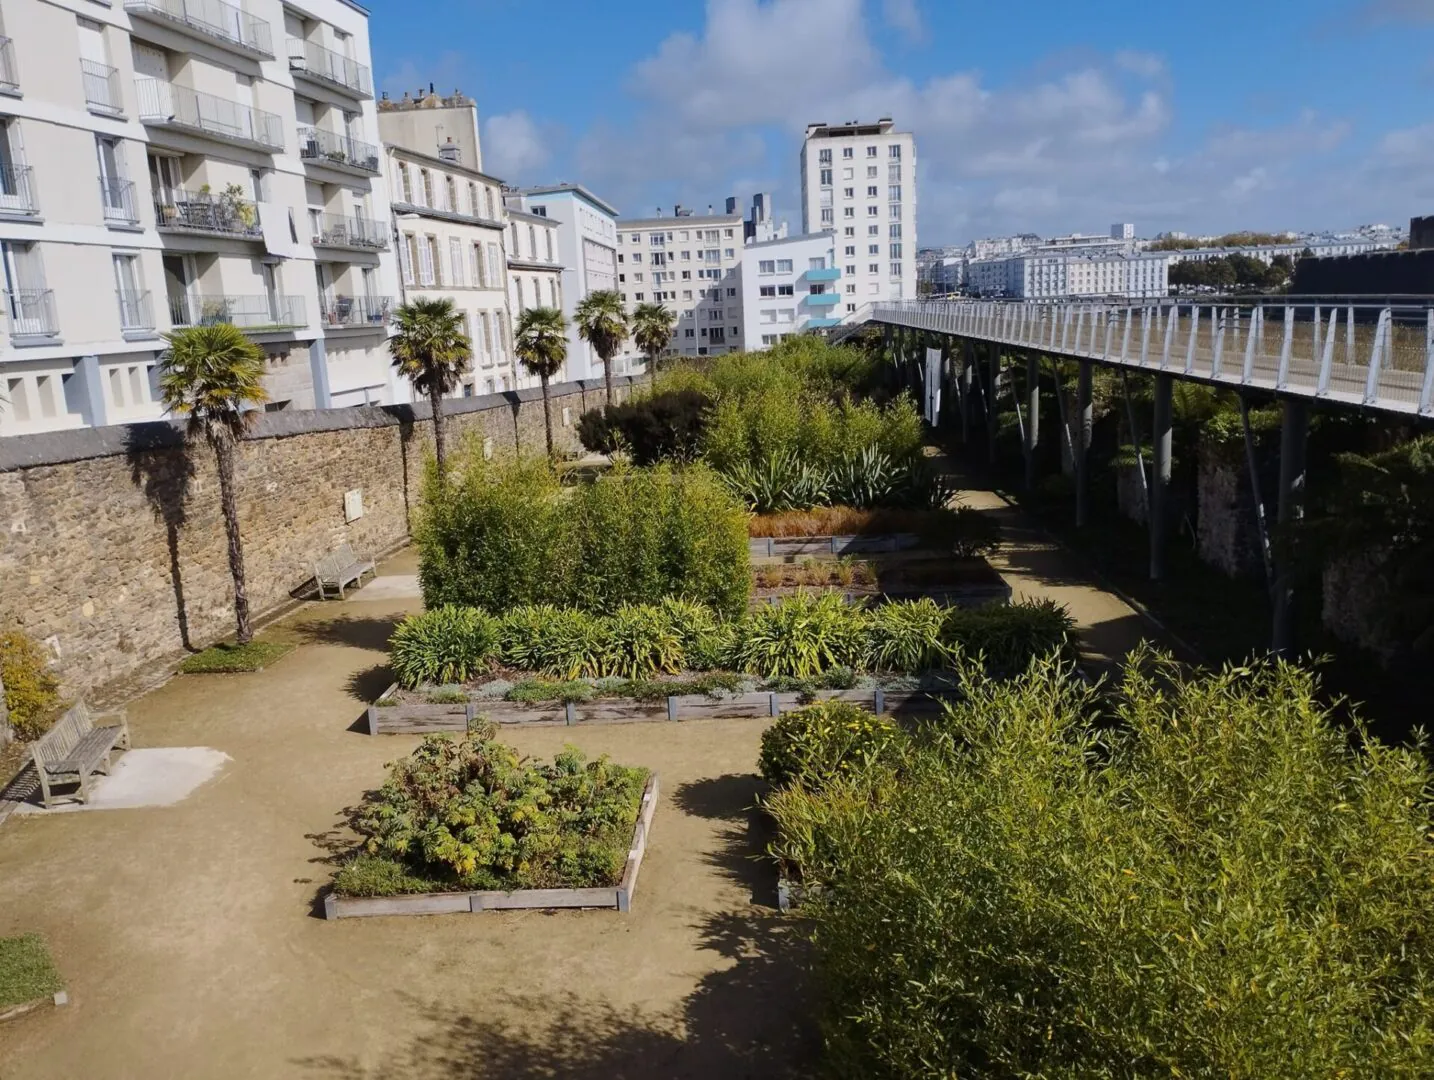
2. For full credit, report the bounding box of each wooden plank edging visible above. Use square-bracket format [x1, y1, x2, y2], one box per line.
[324, 773, 659, 920]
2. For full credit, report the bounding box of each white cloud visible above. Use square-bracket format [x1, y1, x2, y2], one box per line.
[1113, 50, 1167, 79]
[882, 0, 926, 43]
[483, 111, 551, 179]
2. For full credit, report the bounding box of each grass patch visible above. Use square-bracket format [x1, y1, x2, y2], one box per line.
[179, 639, 292, 674]
[505, 678, 595, 704]
[0, 934, 63, 1010]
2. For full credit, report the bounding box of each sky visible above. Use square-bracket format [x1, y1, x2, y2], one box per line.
[368, 0, 1434, 247]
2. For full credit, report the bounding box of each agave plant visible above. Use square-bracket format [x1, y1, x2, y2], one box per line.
[720, 449, 831, 513]
[828, 446, 900, 509]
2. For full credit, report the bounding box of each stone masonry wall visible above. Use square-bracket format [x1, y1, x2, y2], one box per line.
[0, 379, 632, 705]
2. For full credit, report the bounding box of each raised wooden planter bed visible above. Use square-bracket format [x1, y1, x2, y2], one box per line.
[368, 686, 957, 736]
[748, 533, 922, 559]
[323, 773, 660, 919]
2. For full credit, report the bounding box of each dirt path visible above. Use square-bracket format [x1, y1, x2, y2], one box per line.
[0, 587, 814, 1079]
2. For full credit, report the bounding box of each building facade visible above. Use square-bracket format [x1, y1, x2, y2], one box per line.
[379, 91, 516, 395]
[504, 205, 561, 388]
[741, 231, 841, 346]
[799, 118, 916, 316]
[505, 184, 618, 383]
[0, 0, 401, 436]
[968, 250, 1170, 300]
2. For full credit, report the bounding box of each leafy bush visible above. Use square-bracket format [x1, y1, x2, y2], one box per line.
[417, 456, 750, 618]
[719, 449, 831, 512]
[576, 389, 712, 465]
[499, 604, 608, 680]
[758, 700, 900, 791]
[602, 604, 685, 679]
[764, 651, 1434, 1077]
[942, 598, 1076, 674]
[505, 679, 595, 704]
[865, 599, 951, 673]
[0, 631, 61, 741]
[389, 607, 500, 688]
[730, 592, 868, 678]
[334, 725, 649, 895]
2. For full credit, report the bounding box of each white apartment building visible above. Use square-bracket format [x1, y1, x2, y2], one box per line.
[0, 0, 402, 436]
[505, 183, 617, 383]
[503, 205, 561, 388]
[799, 118, 916, 316]
[1168, 238, 1395, 266]
[380, 91, 517, 396]
[742, 231, 840, 348]
[969, 250, 1170, 300]
[616, 206, 745, 362]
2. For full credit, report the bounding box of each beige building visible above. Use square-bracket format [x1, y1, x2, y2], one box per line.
[380, 91, 518, 395]
[0, 0, 401, 436]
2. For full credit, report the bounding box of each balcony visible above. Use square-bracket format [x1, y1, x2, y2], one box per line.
[806, 317, 843, 329]
[805, 291, 841, 307]
[124, 0, 274, 60]
[0, 37, 19, 96]
[81, 60, 122, 115]
[168, 292, 305, 331]
[117, 290, 156, 335]
[312, 212, 388, 251]
[155, 186, 261, 239]
[136, 79, 284, 153]
[298, 126, 380, 175]
[6, 289, 59, 343]
[0, 164, 38, 218]
[287, 38, 372, 98]
[321, 294, 391, 329]
[806, 266, 841, 282]
[100, 176, 141, 226]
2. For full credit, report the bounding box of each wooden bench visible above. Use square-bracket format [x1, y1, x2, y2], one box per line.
[30, 702, 130, 809]
[314, 542, 376, 599]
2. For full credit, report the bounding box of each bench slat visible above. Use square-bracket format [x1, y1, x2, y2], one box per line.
[43, 726, 122, 776]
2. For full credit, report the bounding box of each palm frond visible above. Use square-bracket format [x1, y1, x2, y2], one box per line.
[158, 324, 268, 440]
[514, 305, 569, 380]
[389, 297, 473, 396]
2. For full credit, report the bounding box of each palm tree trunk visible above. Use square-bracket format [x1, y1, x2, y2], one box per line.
[212, 433, 252, 645]
[603, 353, 614, 405]
[540, 372, 554, 458]
[430, 386, 447, 482]
[0, 669, 11, 748]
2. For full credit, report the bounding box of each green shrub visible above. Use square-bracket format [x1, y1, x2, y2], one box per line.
[765, 651, 1434, 1076]
[941, 599, 1076, 674]
[758, 700, 899, 790]
[576, 389, 712, 465]
[731, 592, 868, 678]
[865, 598, 951, 672]
[336, 726, 648, 894]
[389, 607, 500, 689]
[0, 631, 61, 741]
[719, 449, 831, 512]
[602, 603, 685, 679]
[505, 679, 594, 704]
[499, 605, 609, 680]
[656, 597, 727, 671]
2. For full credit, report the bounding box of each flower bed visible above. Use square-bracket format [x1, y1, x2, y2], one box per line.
[326, 727, 658, 918]
[750, 555, 1010, 607]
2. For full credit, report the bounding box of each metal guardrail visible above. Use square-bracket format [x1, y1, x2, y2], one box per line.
[117, 290, 154, 331]
[321, 295, 391, 328]
[288, 38, 372, 96]
[0, 37, 19, 93]
[100, 177, 140, 225]
[169, 293, 305, 330]
[870, 298, 1434, 417]
[155, 186, 261, 238]
[136, 78, 284, 152]
[81, 59, 122, 114]
[6, 289, 58, 339]
[311, 212, 388, 250]
[0, 163, 37, 215]
[124, 0, 274, 57]
[298, 125, 380, 173]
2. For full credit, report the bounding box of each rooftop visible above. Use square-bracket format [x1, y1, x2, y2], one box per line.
[745, 230, 835, 250]
[519, 183, 620, 217]
[804, 117, 898, 139]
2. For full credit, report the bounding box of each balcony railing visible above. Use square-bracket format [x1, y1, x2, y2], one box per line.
[117, 289, 155, 331]
[100, 176, 140, 225]
[81, 59, 122, 114]
[311, 212, 388, 250]
[0, 37, 18, 94]
[136, 78, 284, 152]
[321, 294, 391, 328]
[298, 125, 380, 173]
[124, 0, 274, 58]
[805, 291, 841, 306]
[806, 267, 842, 282]
[287, 38, 371, 97]
[0, 164, 37, 216]
[6, 289, 59, 340]
[155, 186, 261, 239]
[168, 292, 305, 330]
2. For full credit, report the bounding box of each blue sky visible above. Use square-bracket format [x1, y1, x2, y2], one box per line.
[369, 0, 1434, 246]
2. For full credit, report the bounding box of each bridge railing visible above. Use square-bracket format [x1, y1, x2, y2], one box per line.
[872, 298, 1434, 417]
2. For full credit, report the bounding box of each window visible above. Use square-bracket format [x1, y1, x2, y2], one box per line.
[468, 181, 478, 214]
[445, 176, 457, 212]
[888, 185, 902, 202]
[776, 259, 792, 272]
[397, 162, 413, 203]
[889, 144, 902, 159]
[891, 262, 903, 278]
[889, 203, 901, 219]
[888, 163, 901, 182]
[681, 250, 691, 260]
[488, 243, 502, 286]
[890, 224, 902, 238]
[515, 278, 524, 309]
[821, 209, 833, 224]
[869, 244, 880, 255]
[724, 248, 734, 259]
[727, 287, 737, 297]
[420, 169, 433, 206]
[866, 145, 877, 157]
[818, 148, 831, 164]
[844, 227, 855, 237]
[634, 293, 644, 301]
[777, 284, 794, 296]
[762, 334, 777, 346]
[710, 327, 725, 344]
[759, 285, 775, 297]
[684, 327, 695, 338]
[842, 147, 853, 159]
[632, 252, 643, 264]
[890, 243, 903, 258]
[867, 186, 878, 197]
[682, 289, 692, 300]
[760, 309, 776, 324]
[401, 233, 417, 284]
[417, 235, 436, 284]
[528, 224, 536, 256]
[681, 270, 691, 280]
[843, 207, 854, 219]
[759, 260, 774, 274]
[844, 245, 855, 256]
[113, 254, 143, 328]
[845, 265, 855, 275]
[678, 231, 689, 241]
[868, 165, 878, 178]
[650, 232, 664, 246]
[632, 272, 643, 282]
[868, 205, 878, 217]
[486, 188, 496, 218]
[449, 237, 465, 286]
[869, 263, 879, 274]
[869, 225, 879, 236]
[845, 283, 856, 294]
[724, 228, 734, 238]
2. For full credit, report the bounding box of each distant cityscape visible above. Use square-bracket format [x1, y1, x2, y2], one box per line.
[917, 221, 1409, 300]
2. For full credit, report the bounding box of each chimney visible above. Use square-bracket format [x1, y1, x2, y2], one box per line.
[438, 136, 461, 165]
[707, 204, 713, 215]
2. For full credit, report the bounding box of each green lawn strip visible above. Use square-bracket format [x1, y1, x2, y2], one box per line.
[178, 639, 293, 674]
[0, 934, 63, 1011]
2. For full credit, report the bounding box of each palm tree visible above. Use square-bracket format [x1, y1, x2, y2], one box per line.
[514, 306, 569, 458]
[389, 298, 472, 482]
[574, 289, 629, 404]
[631, 301, 676, 379]
[158, 324, 268, 645]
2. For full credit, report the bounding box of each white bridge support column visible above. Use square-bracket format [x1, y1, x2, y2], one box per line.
[1150, 374, 1173, 580]
[1075, 360, 1093, 527]
[1272, 398, 1310, 657]
[1024, 351, 1040, 489]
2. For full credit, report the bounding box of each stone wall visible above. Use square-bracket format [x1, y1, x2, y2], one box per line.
[0, 378, 632, 705]
[1195, 443, 1265, 579]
